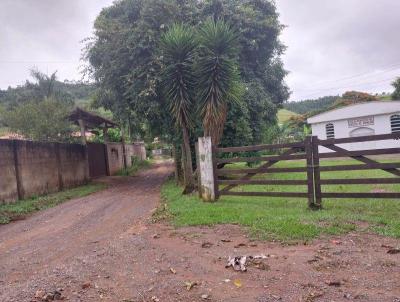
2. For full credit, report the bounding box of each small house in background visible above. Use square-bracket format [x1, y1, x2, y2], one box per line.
[68, 107, 146, 176]
[307, 101, 400, 152]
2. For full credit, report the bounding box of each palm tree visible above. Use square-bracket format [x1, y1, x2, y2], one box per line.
[196, 19, 241, 145]
[29, 68, 57, 99]
[160, 24, 197, 192]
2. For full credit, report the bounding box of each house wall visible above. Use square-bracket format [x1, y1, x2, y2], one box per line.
[311, 112, 400, 152]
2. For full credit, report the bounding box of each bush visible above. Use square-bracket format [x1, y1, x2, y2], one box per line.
[117, 157, 151, 176]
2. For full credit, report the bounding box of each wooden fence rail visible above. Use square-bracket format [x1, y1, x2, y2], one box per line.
[197, 132, 400, 208]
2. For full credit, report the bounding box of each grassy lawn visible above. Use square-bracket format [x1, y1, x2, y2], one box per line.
[277, 109, 298, 124]
[161, 159, 400, 242]
[0, 183, 105, 224]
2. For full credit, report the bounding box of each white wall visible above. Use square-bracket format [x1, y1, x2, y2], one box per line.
[311, 113, 400, 152]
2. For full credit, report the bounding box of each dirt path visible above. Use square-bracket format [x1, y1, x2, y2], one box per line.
[0, 162, 173, 302]
[1, 162, 400, 302]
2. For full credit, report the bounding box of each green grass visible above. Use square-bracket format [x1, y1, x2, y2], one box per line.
[0, 127, 10, 136]
[277, 109, 298, 124]
[117, 159, 152, 176]
[161, 159, 400, 242]
[0, 183, 105, 224]
[378, 94, 392, 100]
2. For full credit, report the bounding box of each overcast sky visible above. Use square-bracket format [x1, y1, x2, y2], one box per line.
[1, 0, 399, 102]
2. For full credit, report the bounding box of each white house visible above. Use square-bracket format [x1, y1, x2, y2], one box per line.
[307, 101, 400, 152]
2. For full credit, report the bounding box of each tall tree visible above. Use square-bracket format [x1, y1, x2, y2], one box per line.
[160, 24, 197, 192]
[200, 0, 289, 145]
[392, 77, 400, 100]
[196, 19, 242, 145]
[85, 0, 289, 146]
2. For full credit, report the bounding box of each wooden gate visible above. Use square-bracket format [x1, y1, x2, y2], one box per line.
[87, 142, 109, 178]
[314, 133, 400, 205]
[210, 133, 400, 208]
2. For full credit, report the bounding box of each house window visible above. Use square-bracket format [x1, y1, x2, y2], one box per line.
[326, 123, 335, 139]
[391, 115, 400, 133]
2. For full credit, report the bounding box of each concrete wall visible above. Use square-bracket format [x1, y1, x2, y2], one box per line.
[125, 142, 146, 165]
[59, 144, 88, 188]
[151, 148, 172, 157]
[106, 143, 124, 175]
[17, 141, 60, 198]
[105, 142, 146, 174]
[0, 140, 88, 204]
[311, 113, 400, 152]
[0, 140, 18, 202]
[0, 139, 147, 203]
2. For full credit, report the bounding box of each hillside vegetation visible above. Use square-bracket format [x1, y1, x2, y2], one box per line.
[277, 108, 298, 124]
[0, 69, 98, 141]
[284, 96, 338, 114]
[0, 70, 95, 109]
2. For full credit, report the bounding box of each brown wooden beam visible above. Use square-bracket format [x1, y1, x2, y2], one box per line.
[323, 144, 400, 177]
[219, 148, 298, 193]
[220, 191, 308, 198]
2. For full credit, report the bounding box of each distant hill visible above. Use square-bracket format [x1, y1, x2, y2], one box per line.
[0, 80, 95, 109]
[284, 96, 338, 114]
[277, 109, 298, 124]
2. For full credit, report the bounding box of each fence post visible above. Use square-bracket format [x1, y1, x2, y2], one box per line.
[12, 140, 23, 200]
[305, 136, 315, 208]
[311, 136, 322, 209]
[103, 143, 110, 177]
[198, 137, 216, 202]
[195, 142, 202, 198]
[55, 142, 64, 191]
[212, 144, 220, 200]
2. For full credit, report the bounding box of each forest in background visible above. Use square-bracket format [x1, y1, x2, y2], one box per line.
[0, 74, 95, 110]
[0, 69, 102, 142]
[283, 96, 338, 114]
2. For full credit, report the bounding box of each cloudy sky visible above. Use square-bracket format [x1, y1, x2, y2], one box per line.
[0, 0, 113, 88]
[1, 0, 399, 102]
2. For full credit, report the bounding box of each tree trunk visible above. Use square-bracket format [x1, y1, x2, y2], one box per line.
[203, 102, 227, 146]
[181, 126, 195, 194]
[172, 145, 183, 184]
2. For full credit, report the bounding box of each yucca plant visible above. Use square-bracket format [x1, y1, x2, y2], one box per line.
[196, 19, 242, 145]
[160, 24, 197, 192]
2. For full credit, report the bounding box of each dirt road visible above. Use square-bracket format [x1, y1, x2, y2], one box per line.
[0, 163, 173, 301]
[1, 162, 399, 302]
